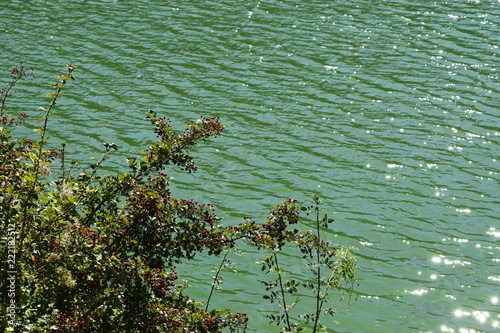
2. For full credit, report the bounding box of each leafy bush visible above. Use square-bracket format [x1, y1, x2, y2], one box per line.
[1, 63, 357, 332]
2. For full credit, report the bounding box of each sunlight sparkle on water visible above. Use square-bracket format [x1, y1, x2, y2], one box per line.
[431, 256, 471, 266]
[473, 311, 489, 323]
[408, 289, 427, 296]
[452, 309, 495, 329]
[387, 164, 404, 168]
[432, 256, 442, 263]
[487, 227, 500, 238]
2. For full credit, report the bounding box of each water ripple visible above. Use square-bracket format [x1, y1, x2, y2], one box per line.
[1, 0, 499, 331]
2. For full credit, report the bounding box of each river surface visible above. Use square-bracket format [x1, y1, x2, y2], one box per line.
[1, 1, 499, 332]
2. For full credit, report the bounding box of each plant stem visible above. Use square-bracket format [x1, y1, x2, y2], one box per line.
[17, 64, 75, 262]
[0, 63, 33, 116]
[205, 249, 230, 311]
[320, 248, 353, 312]
[273, 250, 291, 331]
[313, 199, 321, 333]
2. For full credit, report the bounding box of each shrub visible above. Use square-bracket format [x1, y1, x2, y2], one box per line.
[1, 63, 357, 332]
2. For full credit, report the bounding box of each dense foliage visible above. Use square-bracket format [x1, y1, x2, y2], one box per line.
[1, 64, 357, 332]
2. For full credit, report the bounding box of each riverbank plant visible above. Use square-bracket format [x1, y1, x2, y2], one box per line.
[1, 63, 357, 332]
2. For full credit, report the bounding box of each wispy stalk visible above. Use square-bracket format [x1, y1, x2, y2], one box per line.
[205, 249, 231, 311]
[273, 250, 292, 331]
[312, 194, 322, 333]
[17, 64, 76, 261]
[0, 62, 34, 116]
[320, 248, 353, 312]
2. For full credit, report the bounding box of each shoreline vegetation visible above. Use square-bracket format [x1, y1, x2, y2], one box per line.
[1, 63, 357, 332]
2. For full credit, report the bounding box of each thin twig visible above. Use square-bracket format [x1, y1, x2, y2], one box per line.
[273, 251, 291, 331]
[205, 249, 230, 311]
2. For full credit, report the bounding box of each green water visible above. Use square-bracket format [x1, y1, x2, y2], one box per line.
[1, 0, 499, 331]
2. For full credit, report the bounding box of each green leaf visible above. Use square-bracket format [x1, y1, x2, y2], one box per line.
[22, 175, 36, 182]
